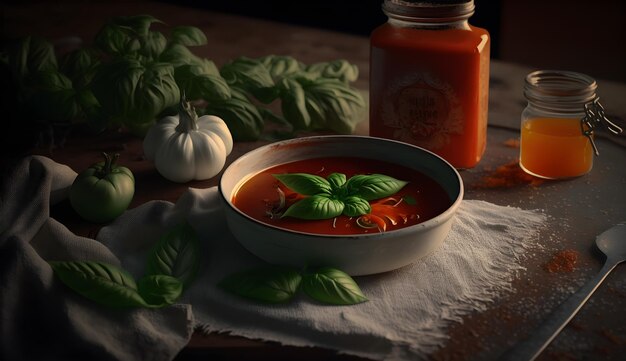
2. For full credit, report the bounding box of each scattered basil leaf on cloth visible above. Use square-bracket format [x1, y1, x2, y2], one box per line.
[49, 222, 198, 308]
[218, 266, 303, 304]
[145, 222, 200, 289]
[137, 275, 183, 307]
[49, 261, 149, 308]
[219, 266, 367, 306]
[301, 267, 368, 305]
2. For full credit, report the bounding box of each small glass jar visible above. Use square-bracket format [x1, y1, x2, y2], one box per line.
[520, 70, 597, 179]
[370, 0, 490, 169]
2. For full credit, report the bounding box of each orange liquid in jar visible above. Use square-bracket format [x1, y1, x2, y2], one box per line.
[520, 117, 593, 179]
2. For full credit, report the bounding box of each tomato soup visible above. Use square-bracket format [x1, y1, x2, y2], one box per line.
[232, 157, 451, 235]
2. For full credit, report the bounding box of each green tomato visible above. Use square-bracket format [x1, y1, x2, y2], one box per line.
[70, 152, 135, 223]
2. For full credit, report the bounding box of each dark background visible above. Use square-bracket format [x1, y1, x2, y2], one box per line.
[171, 0, 626, 83]
[1, 0, 625, 82]
[173, 0, 501, 54]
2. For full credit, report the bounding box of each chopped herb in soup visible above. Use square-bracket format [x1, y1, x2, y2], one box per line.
[232, 157, 451, 235]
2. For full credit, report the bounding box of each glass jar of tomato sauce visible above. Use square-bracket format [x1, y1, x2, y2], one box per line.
[520, 70, 598, 179]
[370, 0, 490, 169]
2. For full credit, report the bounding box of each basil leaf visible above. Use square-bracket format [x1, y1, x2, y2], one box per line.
[91, 58, 143, 120]
[94, 23, 140, 56]
[221, 57, 275, 90]
[306, 59, 359, 83]
[137, 275, 183, 307]
[146, 222, 200, 289]
[220, 57, 276, 103]
[280, 76, 364, 134]
[49, 261, 148, 308]
[174, 64, 231, 101]
[346, 174, 408, 201]
[219, 266, 302, 304]
[327, 173, 347, 190]
[304, 78, 365, 134]
[170, 26, 208, 46]
[159, 43, 204, 68]
[342, 196, 371, 217]
[260, 55, 303, 81]
[29, 70, 73, 92]
[25, 70, 83, 122]
[9, 36, 57, 79]
[273, 173, 332, 196]
[59, 48, 100, 88]
[112, 15, 162, 37]
[302, 267, 368, 305]
[140, 31, 167, 60]
[93, 59, 179, 135]
[205, 96, 264, 140]
[279, 77, 310, 129]
[282, 195, 344, 220]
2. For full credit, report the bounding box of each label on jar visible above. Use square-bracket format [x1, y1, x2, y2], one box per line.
[380, 72, 463, 151]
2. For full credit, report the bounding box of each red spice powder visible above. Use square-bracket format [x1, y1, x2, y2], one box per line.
[544, 249, 580, 273]
[472, 161, 544, 189]
[503, 138, 520, 148]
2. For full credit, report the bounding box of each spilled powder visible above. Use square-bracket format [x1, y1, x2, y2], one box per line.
[503, 138, 520, 148]
[472, 161, 545, 189]
[544, 249, 580, 273]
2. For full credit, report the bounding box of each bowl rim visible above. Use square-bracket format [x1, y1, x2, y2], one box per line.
[218, 135, 464, 240]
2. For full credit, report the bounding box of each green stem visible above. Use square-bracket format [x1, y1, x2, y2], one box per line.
[175, 94, 199, 133]
[98, 152, 119, 178]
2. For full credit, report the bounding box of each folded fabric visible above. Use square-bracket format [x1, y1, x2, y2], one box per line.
[2, 156, 546, 361]
[0, 156, 193, 361]
[100, 180, 547, 360]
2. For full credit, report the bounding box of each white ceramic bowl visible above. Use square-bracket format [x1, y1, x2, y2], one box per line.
[219, 135, 463, 276]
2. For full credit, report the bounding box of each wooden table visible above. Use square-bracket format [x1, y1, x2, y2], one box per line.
[4, 2, 626, 360]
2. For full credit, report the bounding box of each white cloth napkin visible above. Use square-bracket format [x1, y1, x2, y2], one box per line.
[0, 156, 193, 361]
[1, 156, 546, 361]
[100, 176, 547, 360]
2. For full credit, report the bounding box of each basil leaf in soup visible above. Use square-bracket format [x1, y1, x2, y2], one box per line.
[282, 195, 344, 220]
[302, 267, 368, 305]
[326, 172, 347, 190]
[342, 196, 371, 217]
[273, 173, 332, 196]
[346, 174, 408, 201]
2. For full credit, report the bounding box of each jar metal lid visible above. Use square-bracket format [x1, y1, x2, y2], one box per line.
[524, 70, 597, 113]
[382, 0, 475, 22]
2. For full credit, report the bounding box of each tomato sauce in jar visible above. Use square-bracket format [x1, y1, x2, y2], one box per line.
[370, 0, 490, 169]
